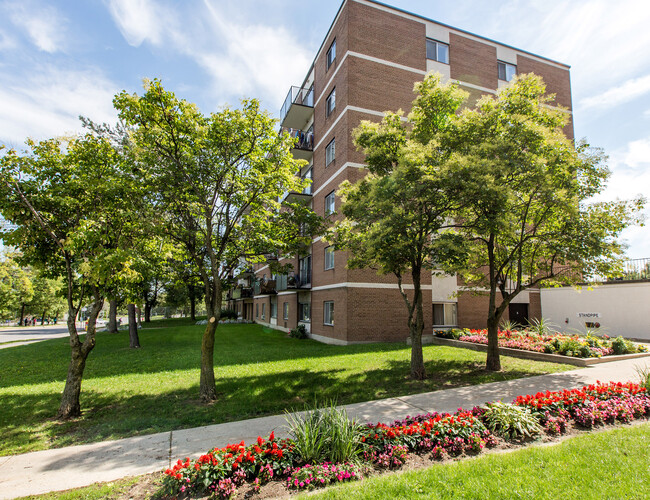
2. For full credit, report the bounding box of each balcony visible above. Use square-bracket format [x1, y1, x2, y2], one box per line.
[607, 258, 650, 281]
[280, 170, 313, 204]
[231, 287, 253, 299]
[254, 279, 277, 295]
[276, 271, 311, 291]
[282, 127, 314, 161]
[280, 86, 314, 129]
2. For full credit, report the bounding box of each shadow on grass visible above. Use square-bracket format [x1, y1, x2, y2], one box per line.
[0, 354, 578, 456]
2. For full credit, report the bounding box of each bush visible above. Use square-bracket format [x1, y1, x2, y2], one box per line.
[290, 324, 308, 339]
[220, 308, 238, 320]
[285, 402, 364, 464]
[434, 328, 462, 340]
[611, 336, 636, 355]
[481, 402, 542, 440]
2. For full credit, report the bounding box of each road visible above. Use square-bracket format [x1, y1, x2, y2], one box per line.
[0, 324, 71, 349]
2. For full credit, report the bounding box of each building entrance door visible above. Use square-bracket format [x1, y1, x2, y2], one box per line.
[508, 303, 529, 326]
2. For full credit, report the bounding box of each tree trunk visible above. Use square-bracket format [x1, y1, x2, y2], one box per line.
[137, 306, 142, 328]
[410, 277, 426, 380]
[200, 316, 217, 401]
[144, 303, 152, 322]
[107, 300, 118, 333]
[127, 303, 140, 348]
[486, 313, 501, 371]
[41, 309, 46, 325]
[19, 303, 26, 326]
[189, 286, 196, 321]
[57, 294, 103, 419]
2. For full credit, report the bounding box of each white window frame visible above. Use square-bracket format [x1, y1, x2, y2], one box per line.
[324, 301, 334, 326]
[325, 191, 335, 215]
[271, 299, 277, 319]
[327, 39, 336, 70]
[324, 246, 335, 270]
[326, 138, 335, 166]
[433, 303, 458, 327]
[326, 88, 336, 116]
[498, 61, 517, 82]
[283, 302, 289, 321]
[426, 39, 449, 64]
[261, 303, 265, 320]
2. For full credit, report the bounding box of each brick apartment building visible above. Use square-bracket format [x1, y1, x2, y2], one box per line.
[228, 0, 573, 344]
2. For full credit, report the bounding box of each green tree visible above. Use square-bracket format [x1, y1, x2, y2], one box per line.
[113, 80, 322, 401]
[332, 74, 472, 379]
[27, 272, 66, 323]
[0, 252, 34, 322]
[0, 134, 140, 418]
[442, 74, 644, 371]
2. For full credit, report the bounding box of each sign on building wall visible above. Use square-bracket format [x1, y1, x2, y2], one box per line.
[577, 312, 601, 319]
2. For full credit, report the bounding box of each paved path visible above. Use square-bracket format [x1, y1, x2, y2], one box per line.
[0, 324, 70, 349]
[1, 356, 648, 499]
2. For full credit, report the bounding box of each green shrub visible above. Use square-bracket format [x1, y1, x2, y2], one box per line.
[557, 338, 583, 357]
[526, 318, 557, 337]
[434, 329, 461, 340]
[290, 324, 308, 339]
[481, 402, 542, 440]
[285, 402, 364, 464]
[219, 308, 238, 320]
[611, 336, 636, 355]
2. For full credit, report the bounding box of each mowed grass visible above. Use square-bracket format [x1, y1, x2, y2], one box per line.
[308, 423, 650, 500]
[0, 319, 572, 456]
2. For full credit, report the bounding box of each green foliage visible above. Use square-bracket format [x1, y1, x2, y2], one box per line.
[285, 402, 364, 464]
[433, 328, 463, 340]
[611, 336, 637, 355]
[0, 252, 34, 320]
[636, 366, 650, 391]
[526, 318, 557, 336]
[481, 401, 542, 440]
[290, 324, 308, 339]
[220, 308, 238, 320]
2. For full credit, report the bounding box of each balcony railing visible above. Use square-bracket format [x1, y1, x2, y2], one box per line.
[280, 86, 314, 129]
[254, 279, 277, 295]
[282, 127, 314, 151]
[231, 287, 253, 299]
[276, 271, 311, 291]
[607, 258, 650, 281]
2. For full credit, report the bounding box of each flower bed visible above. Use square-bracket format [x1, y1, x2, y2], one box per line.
[435, 328, 647, 359]
[162, 382, 649, 498]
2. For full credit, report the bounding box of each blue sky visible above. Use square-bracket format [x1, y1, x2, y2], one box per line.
[0, 0, 648, 258]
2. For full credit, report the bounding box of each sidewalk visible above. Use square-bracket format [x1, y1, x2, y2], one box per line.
[1, 356, 648, 499]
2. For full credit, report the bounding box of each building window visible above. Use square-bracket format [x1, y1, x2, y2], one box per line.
[324, 246, 335, 270]
[326, 88, 336, 117]
[327, 39, 336, 70]
[256, 303, 259, 318]
[271, 299, 277, 319]
[325, 191, 335, 215]
[299, 303, 311, 322]
[426, 39, 449, 64]
[261, 303, 265, 320]
[324, 301, 334, 326]
[326, 138, 335, 166]
[283, 302, 289, 320]
[498, 61, 516, 82]
[433, 303, 457, 326]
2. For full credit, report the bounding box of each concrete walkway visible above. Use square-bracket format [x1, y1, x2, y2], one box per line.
[1, 356, 649, 499]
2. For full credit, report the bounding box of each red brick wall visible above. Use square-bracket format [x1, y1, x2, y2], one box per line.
[347, 1, 426, 70]
[450, 33, 497, 89]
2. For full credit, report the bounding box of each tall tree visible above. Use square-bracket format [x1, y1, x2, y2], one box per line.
[0, 135, 140, 418]
[114, 80, 321, 401]
[331, 74, 473, 379]
[442, 74, 644, 371]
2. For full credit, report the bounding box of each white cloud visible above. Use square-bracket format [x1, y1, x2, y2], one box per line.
[0, 65, 118, 147]
[104, 0, 165, 47]
[579, 75, 650, 111]
[5, 1, 67, 53]
[105, 0, 312, 109]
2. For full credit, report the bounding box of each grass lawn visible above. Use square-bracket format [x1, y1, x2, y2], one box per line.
[0, 319, 572, 456]
[308, 423, 650, 500]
